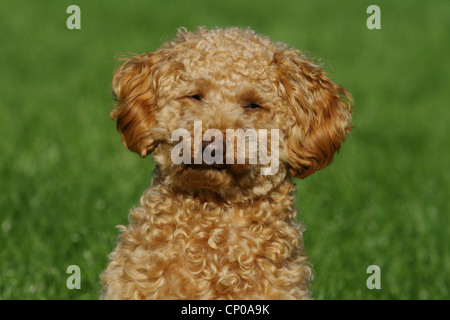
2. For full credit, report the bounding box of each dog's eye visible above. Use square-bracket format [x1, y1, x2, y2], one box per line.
[189, 94, 202, 101]
[244, 103, 262, 110]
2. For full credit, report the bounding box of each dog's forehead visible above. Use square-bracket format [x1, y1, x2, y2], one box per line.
[170, 30, 278, 83]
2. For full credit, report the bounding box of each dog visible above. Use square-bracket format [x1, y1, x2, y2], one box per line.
[100, 27, 353, 299]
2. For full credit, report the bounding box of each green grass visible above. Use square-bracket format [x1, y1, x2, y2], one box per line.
[0, 0, 448, 299]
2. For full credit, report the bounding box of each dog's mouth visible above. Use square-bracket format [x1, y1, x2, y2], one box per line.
[182, 160, 255, 175]
[185, 163, 227, 171]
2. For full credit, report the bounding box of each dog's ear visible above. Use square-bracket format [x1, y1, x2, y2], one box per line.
[275, 49, 353, 179]
[110, 50, 174, 157]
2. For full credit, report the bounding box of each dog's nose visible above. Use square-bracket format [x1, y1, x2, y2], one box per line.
[202, 139, 226, 156]
[202, 140, 212, 150]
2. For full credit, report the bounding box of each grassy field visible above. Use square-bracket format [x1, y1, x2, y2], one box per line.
[0, 0, 448, 299]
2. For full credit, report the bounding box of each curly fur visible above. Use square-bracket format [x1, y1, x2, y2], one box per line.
[101, 27, 353, 299]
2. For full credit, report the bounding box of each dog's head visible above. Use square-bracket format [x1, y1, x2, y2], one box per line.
[110, 27, 352, 200]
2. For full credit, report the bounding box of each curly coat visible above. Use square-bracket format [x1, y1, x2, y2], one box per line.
[100, 27, 353, 299]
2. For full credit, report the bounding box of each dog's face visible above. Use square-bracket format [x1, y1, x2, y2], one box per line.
[111, 27, 352, 200]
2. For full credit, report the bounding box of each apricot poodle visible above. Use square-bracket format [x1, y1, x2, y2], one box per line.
[100, 27, 353, 299]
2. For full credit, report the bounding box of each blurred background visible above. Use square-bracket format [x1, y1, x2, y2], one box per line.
[0, 0, 448, 299]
